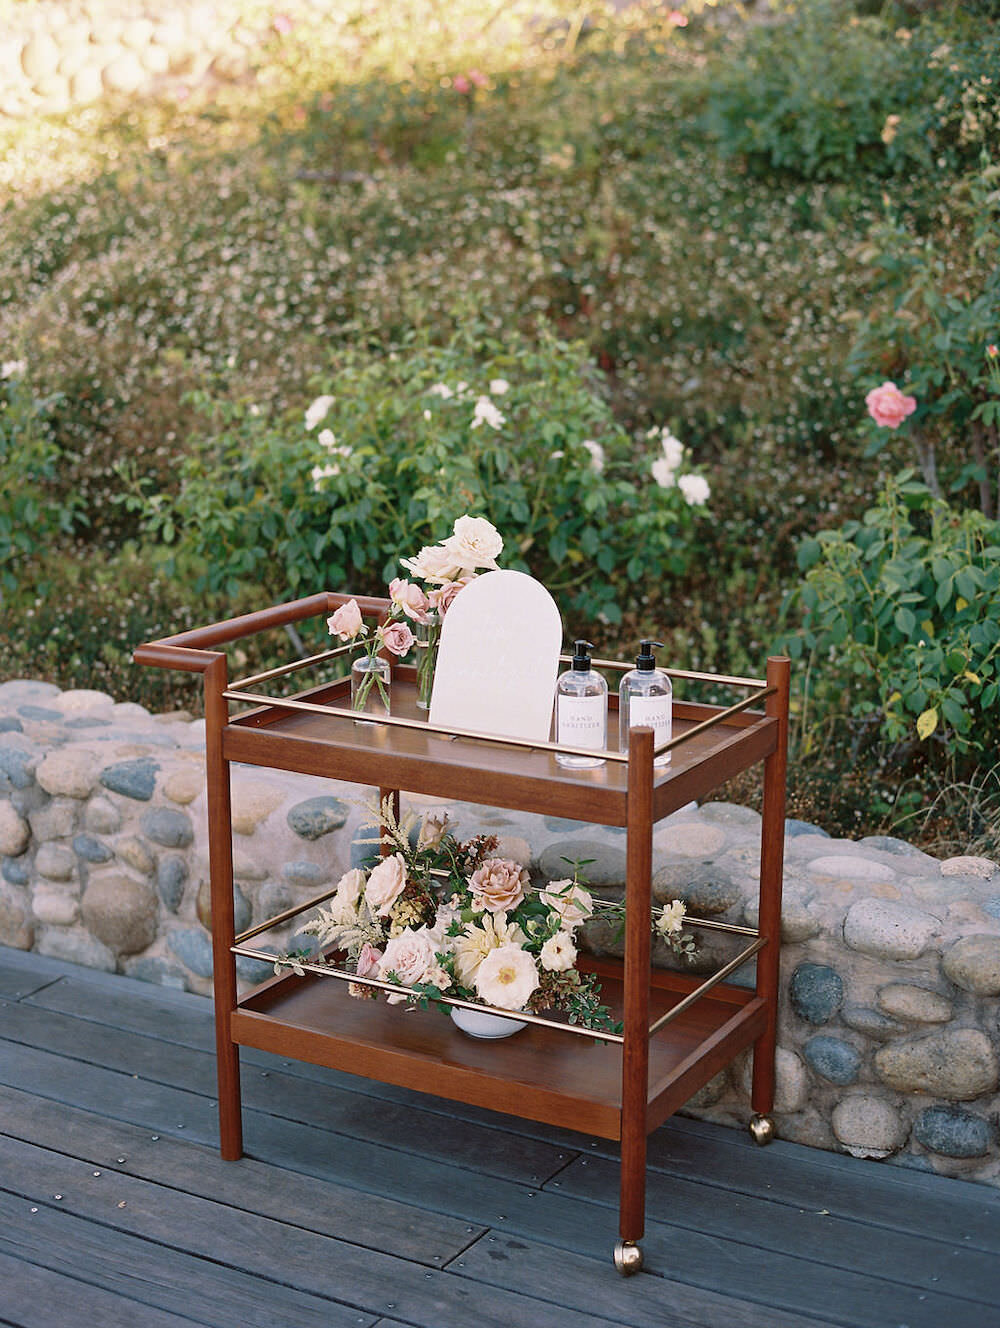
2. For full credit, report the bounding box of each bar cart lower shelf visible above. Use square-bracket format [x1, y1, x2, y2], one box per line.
[232, 958, 768, 1143]
[135, 591, 790, 1277]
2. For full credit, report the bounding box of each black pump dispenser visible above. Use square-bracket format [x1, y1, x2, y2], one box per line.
[636, 640, 662, 672]
[572, 640, 594, 671]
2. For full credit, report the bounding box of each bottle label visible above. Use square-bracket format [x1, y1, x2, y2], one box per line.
[557, 695, 606, 751]
[628, 695, 672, 751]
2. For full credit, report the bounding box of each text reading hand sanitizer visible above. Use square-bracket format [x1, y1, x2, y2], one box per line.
[619, 639, 672, 768]
[554, 640, 608, 769]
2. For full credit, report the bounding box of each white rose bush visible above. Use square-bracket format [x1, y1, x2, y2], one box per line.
[281, 797, 696, 1036]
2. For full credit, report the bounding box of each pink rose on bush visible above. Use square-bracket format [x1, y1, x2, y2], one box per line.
[379, 621, 416, 657]
[453, 75, 471, 94]
[866, 381, 917, 429]
[388, 578, 431, 624]
[328, 599, 364, 640]
[468, 858, 529, 913]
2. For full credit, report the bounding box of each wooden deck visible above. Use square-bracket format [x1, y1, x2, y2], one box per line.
[2, 946, 999, 1328]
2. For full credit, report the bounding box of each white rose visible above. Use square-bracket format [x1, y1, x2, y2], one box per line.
[474, 944, 539, 1010]
[471, 396, 505, 430]
[540, 931, 577, 973]
[651, 457, 676, 489]
[678, 474, 711, 507]
[582, 439, 605, 474]
[660, 431, 684, 469]
[305, 394, 334, 430]
[539, 880, 594, 928]
[400, 543, 464, 584]
[657, 899, 687, 937]
[441, 515, 503, 571]
[334, 867, 366, 909]
[489, 378, 510, 395]
[364, 852, 408, 917]
[453, 913, 527, 987]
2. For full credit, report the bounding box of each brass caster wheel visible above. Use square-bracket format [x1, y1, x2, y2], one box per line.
[749, 1113, 775, 1147]
[614, 1239, 644, 1276]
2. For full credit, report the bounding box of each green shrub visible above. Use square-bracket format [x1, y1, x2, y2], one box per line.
[0, 362, 82, 595]
[783, 472, 1000, 758]
[707, 1, 1000, 181]
[132, 324, 713, 626]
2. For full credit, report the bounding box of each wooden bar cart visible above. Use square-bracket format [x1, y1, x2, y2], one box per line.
[136, 593, 790, 1275]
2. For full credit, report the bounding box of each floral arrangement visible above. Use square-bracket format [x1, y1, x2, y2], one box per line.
[281, 801, 696, 1035]
[326, 513, 504, 709]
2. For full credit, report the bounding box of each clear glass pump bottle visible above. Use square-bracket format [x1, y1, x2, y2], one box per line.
[554, 640, 608, 769]
[619, 639, 672, 768]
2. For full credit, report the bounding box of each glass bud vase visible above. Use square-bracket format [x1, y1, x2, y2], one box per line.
[415, 612, 440, 712]
[351, 653, 390, 721]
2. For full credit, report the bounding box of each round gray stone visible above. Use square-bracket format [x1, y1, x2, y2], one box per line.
[785, 819, 830, 839]
[11, 784, 48, 817]
[542, 816, 591, 833]
[167, 927, 214, 979]
[123, 956, 189, 990]
[538, 838, 626, 889]
[874, 1029, 999, 1100]
[789, 962, 843, 1025]
[81, 873, 158, 955]
[2, 855, 30, 886]
[913, 1106, 993, 1159]
[72, 834, 112, 864]
[157, 855, 188, 912]
[99, 759, 159, 801]
[841, 1005, 905, 1041]
[29, 799, 76, 842]
[37, 929, 115, 972]
[116, 836, 155, 876]
[287, 796, 350, 841]
[0, 745, 38, 791]
[857, 835, 924, 857]
[282, 860, 329, 887]
[808, 855, 895, 883]
[803, 1036, 861, 1085]
[259, 881, 296, 918]
[652, 860, 742, 915]
[17, 705, 62, 722]
[843, 898, 939, 960]
[876, 983, 953, 1024]
[698, 801, 761, 828]
[236, 954, 274, 983]
[940, 856, 998, 880]
[941, 935, 1000, 996]
[832, 1095, 908, 1159]
[140, 807, 194, 849]
[0, 718, 24, 733]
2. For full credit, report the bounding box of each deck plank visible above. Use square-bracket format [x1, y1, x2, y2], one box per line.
[0, 1247, 207, 1328]
[0, 1190, 376, 1328]
[0, 1141, 624, 1328]
[3, 944, 1000, 1328]
[0, 1082, 481, 1264]
[551, 1156, 1000, 1314]
[0, 996, 572, 1186]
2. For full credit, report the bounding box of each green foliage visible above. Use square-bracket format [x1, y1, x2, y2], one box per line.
[0, 365, 82, 594]
[783, 472, 1000, 758]
[707, 1, 1000, 181]
[134, 325, 712, 625]
[848, 163, 1000, 509]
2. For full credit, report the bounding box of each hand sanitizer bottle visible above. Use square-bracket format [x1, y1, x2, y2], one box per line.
[619, 640, 672, 768]
[554, 640, 608, 769]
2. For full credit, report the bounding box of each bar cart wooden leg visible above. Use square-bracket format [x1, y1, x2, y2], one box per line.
[750, 657, 790, 1133]
[205, 652, 243, 1161]
[617, 727, 655, 1276]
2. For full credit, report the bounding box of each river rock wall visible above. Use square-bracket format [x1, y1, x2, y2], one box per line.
[2, 676, 999, 1186]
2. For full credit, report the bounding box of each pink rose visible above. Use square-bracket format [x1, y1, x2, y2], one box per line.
[866, 381, 917, 430]
[378, 928, 435, 998]
[468, 858, 529, 913]
[328, 599, 364, 641]
[468, 69, 487, 88]
[428, 575, 474, 618]
[356, 942, 383, 979]
[388, 578, 431, 624]
[365, 852, 408, 916]
[272, 13, 293, 35]
[667, 10, 688, 26]
[453, 75, 471, 93]
[379, 620, 416, 657]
